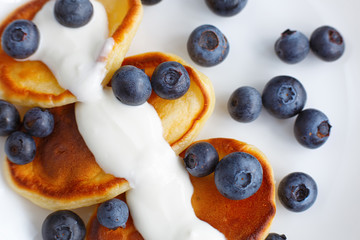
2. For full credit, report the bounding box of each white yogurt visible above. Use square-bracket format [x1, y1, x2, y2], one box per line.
[29, 0, 110, 102]
[75, 89, 225, 240]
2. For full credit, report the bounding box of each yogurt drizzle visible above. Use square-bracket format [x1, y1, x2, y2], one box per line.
[29, 0, 110, 102]
[16, 0, 226, 239]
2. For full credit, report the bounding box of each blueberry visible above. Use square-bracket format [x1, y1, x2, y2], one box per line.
[183, 142, 219, 177]
[141, 0, 162, 5]
[275, 29, 310, 64]
[54, 0, 93, 28]
[97, 198, 129, 230]
[187, 24, 229, 67]
[0, 100, 21, 136]
[214, 152, 263, 200]
[310, 25, 345, 62]
[42, 210, 86, 240]
[265, 233, 287, 240]
[228, 86, 262, 123]
[294, 108, 331, 149]
[1, 19, 39, 59]
[5, 131, 36, 165]
[278, 172, 318, 212]
[205, 0, 248, 17]
[262, 75, 307, 119]
[112, 65, 152, 106]
[23, 107, 54, 138]
[151, 61, 190, 100]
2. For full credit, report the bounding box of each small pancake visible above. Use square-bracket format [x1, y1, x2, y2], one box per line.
[86, 138, 276, 240]
[0, 0, 143, 107]
[4, 52, 215, 210]
[121, 52, 215, 155]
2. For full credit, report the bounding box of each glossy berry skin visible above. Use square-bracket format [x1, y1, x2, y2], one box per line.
[42, 210, 86, 240]
[310, 25, 345, 61]
[1, 19, 39, 59]
[112, 65, 152, 106]
[5, 131, 36, 165]
[187, 24, 229, 67]
[151, 61, 190, 100]
[141, 0, 161, 5]
[23, 107, 54, 137]
[214, 152, 263, 200]
[294, 108, 331, 149]
[205, 0, 248, 17]
[228, 86, 262, 123]
[265, 233, 287, 240]
[278, 172, 318, 212]
[54, 0, 93, 28]
[262, 75, 307, 119]
[0, 100, 21, 136]
[97, 198, 129, 230]
[183, 142, 219, 177]
[275, 29, 310, 64]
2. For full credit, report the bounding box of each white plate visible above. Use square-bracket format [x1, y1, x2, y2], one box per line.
[129, 0, 360, 239]
[1, 0, 360, 239]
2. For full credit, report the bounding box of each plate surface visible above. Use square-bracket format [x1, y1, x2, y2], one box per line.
[1, 0, 360, 239]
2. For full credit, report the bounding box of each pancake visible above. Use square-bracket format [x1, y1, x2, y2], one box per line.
[86, 138, 276, 240]
[120, 52, 215, 154]
[0, 0, 143, 107]
[4, 52, 216, 210]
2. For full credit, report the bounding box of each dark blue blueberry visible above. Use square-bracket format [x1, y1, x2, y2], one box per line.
[227, 86, 262, 123]
[265, 233, 287, 240]
[205, 0, 248, 17]
[97, 198, 129, 230]
[278, 172, 318, 212]
[187, 24, 229, 67]
[151, 61, 190, 100]
[112, 65, 152, 106]
[5, 131, 36, 165]
[294, 108, 331, 149]
[275, 29, 310, 64]
[23, 107, 54, 138]
[310, 25, 345, 62]
[0, 100, 21, 136]
[183, 142, 219, 177]
[42, 210, 86, 240]
[214, 152, 263, 200]
[1, 19, 39, 59]
[54, 0, 93, 28]
[262, 75, 307, 119]
[141, 0, 162, 5]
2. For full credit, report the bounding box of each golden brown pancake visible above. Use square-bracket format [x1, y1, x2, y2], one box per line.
[121, 52, 215, 155]
[4, 52, 215, 210]
[0, 0, 143, 107]
[86, 138, 276, 240]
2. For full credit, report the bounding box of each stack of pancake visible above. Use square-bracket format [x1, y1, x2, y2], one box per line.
[0, 0, 276, 239]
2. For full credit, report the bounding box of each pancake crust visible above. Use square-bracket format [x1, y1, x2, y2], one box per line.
[86, 138, 276, 240]
[4, 104, 130, 209]
[4, 52, 215, 210]
[0, 0, 143, 107]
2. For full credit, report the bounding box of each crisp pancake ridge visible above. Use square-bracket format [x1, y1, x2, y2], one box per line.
[0, 0, 143, 107]
[86, 138, 276, 240]
[4, 52, 215, 210]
